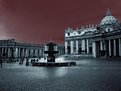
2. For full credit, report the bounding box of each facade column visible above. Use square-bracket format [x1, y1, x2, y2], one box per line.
[19, 48, 21, 57]
[103, 41, 106, 51]
[33, 49, 35, 56]
[6, 48, 8, 57]
[14, 48, 18, 58]
[109, 40, 111, 56]
[28, 49, 30, 57]
[35, 49, 38, 57]
[24, 48, 27, 57]
[1, 47, 3, 54]
[18, 48, 20, 58]
[87, 39, 89, 54]
[30, 49, 33, 57]
[0, 47, 2, 53]
[119, 38, 121, 56]
[26, 49, 28, 57]
[16, 48, 19, 58]
[4, 47, 6, 54]
[24, 48, 26, 57]
[114, 39, 116, 56]
[38, 50, 40, 57]
[8, 48, 10, 57]
[37, 49, 40, 57]
[65, 41, 68, 54]
[100, 41, 103, 51]
[22, 48, 24, 57]
[76, 40, 79, 54]
[40, 49, 42, 57]
[37, 49, 39, 57]
[93, 42, 97, 58]
[70, 41, 74, 54]
[45, 46, 47, 51]
[34, 49, 36, 57]
[38, 49, 41, 57]
[20, 48, 22, 57]
[82, 39, 85, 52]
[31, 49, 33, 57]
[13, 48, 16, 58]
[33, 49, 35, 57]
[11, 48, 14, 58]
[8, 48, 11, 57]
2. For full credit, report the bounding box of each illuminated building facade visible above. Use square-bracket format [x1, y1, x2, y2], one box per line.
[65, 9, 121, 58]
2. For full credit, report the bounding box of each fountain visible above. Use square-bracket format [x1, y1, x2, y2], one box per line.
[44, 42, 58, 62]
[32, 42, 76, 67]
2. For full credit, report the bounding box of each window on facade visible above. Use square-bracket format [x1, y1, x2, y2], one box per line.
[108, 28, 110, 31]
[68, 33, 70, 36]
[78, 31, 81, 34]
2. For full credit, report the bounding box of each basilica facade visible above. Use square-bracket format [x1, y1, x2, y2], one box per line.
[65, 9, 121, 58]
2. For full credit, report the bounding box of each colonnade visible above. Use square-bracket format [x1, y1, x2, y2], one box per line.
[0, 47, 43, 59]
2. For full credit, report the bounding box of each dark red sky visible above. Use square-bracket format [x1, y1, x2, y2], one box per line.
[0, 0, 121, 44]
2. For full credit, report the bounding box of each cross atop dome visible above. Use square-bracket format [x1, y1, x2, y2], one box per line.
[106, 8, 112, 16]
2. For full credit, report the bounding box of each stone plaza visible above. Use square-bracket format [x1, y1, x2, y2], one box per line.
[0, 56, 121, 91]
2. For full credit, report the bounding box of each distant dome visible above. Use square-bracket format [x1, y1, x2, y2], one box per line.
[100, 9, 119, 26]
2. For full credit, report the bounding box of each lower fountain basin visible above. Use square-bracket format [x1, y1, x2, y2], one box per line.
[32, 61, 76, 67]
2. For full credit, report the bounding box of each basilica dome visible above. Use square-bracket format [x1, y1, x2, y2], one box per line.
[100, 9, 119, 26]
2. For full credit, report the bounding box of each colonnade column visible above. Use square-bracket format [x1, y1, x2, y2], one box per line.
[38, 49, 40, 57]
[14, 48, 18, 58]
[30, 49, 32, 57]
[25, 49, 28, 57]
[34, 49, 36, 56]
[5, 48, 8, 57]
[37, 50, 39, 57]
[23, 48, 26, 57]
[13, 48, 16, 58]
[7, 48, 10, 57]
[76, 40, 79, 54]
[39, 50, 44, 57]
[35, 49, 38, 57]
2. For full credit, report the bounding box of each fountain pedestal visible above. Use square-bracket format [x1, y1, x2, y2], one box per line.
[44, 42, 58, 62]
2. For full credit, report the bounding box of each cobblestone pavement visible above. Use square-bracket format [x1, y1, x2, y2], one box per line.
[0, 57, 121, 91]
